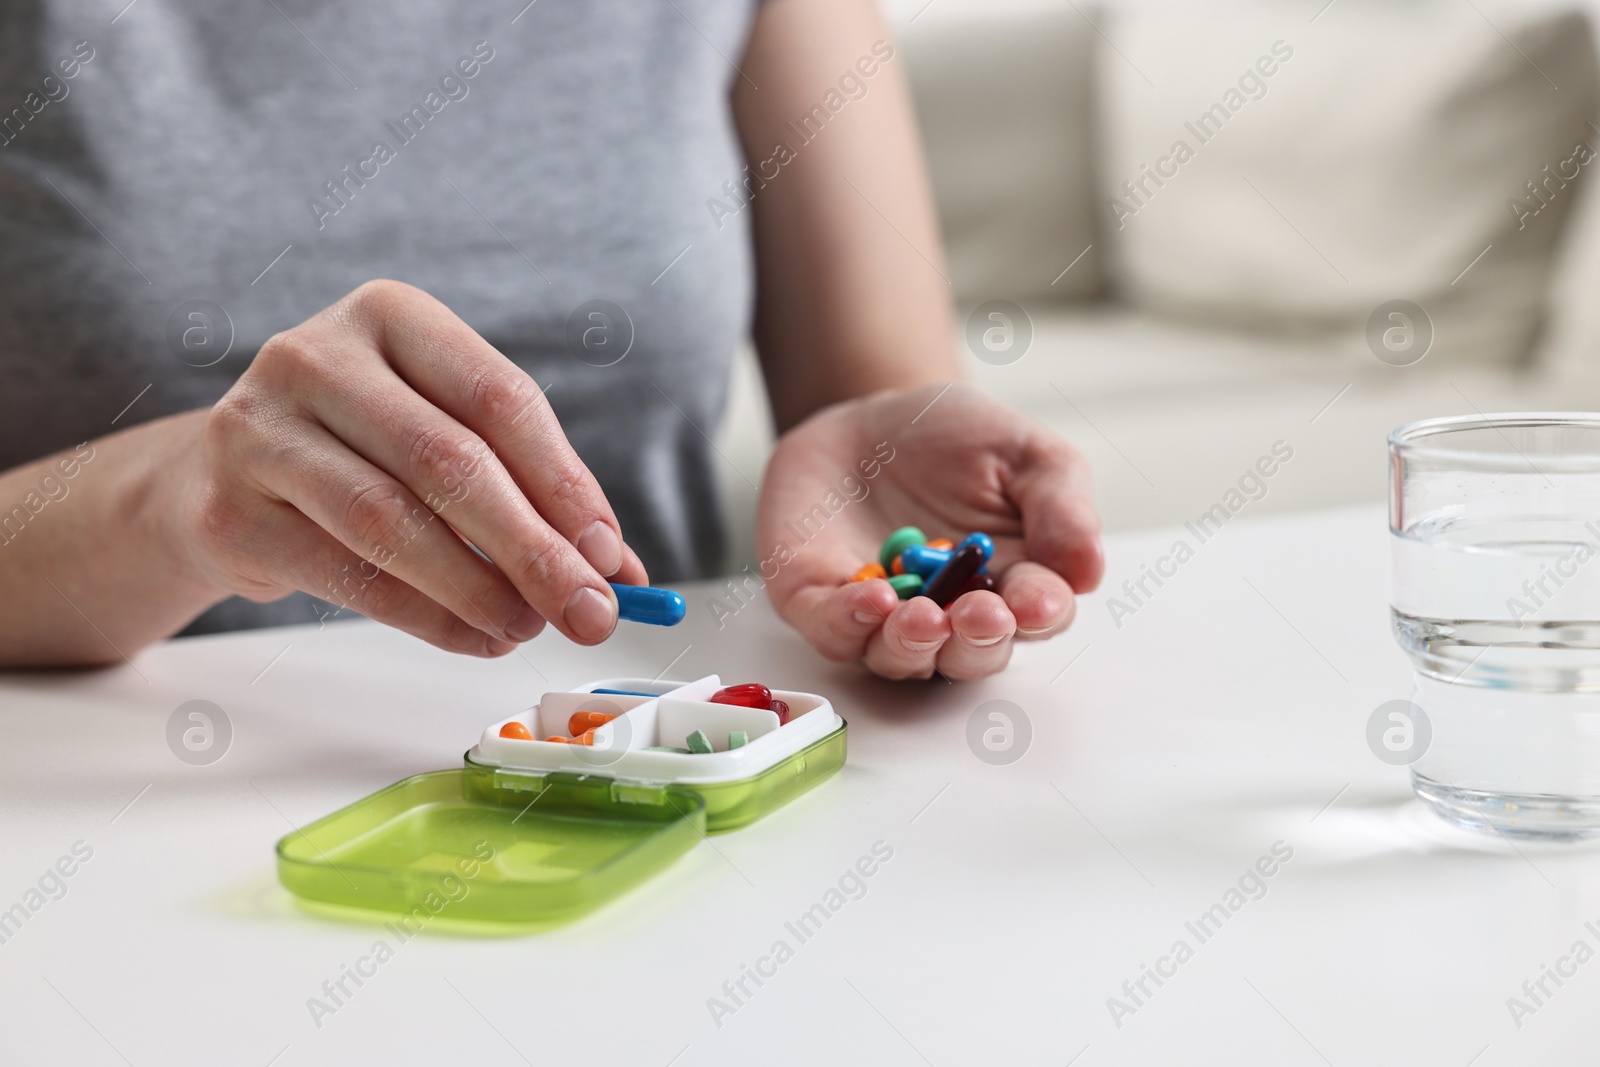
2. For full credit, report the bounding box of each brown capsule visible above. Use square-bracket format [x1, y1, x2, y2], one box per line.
[923, 543, 985, 607]
[957, 572, 998, 597]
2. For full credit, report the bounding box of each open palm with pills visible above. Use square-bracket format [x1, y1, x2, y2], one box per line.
[758, 383, 1104, 681]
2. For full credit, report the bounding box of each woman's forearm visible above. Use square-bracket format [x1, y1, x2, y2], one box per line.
[735, 0, 963, 434]
[0, 410, 226, 667]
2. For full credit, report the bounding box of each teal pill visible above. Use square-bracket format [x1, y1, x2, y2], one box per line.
[728, 730, 748, 750]
[888, 573, 923, 600]
[878, 526, 926, 569]
[686, 729, 714, 754]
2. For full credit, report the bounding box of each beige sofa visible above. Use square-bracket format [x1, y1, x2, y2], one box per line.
[715, 0, 1600, 567]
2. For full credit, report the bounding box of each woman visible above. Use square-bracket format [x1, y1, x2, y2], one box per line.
[0, 0, 1101, 680]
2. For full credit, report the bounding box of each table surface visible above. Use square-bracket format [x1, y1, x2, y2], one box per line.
[2, 503, 1595, 1066]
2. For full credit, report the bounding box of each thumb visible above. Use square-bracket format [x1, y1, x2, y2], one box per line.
[1007, 436, 1103, 592]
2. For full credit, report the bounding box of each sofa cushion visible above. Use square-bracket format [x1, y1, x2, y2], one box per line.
[959, 306, 1600, 533]
[901, 1, 1102, 304]
[1095, 3, 1599, 366]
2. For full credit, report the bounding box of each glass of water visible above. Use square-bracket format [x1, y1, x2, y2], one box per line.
[1390, 413, 1600, 839]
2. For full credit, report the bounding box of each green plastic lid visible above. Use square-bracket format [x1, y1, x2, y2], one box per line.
[276, 765, 705, 926]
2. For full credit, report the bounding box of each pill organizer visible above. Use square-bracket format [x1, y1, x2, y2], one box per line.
[276, 675, 846, 926]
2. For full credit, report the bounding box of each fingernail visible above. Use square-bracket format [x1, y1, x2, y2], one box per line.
[1017, 625, 1053, 636]
[852, 611, 882, 626]
[961, 632, 1007, 647]
[564, 586, 617, 641]
[902, 636, 942, 653]
[486, 638, 517, 656]
[505, 602, 544, 642]
[576, 521, 623, 577]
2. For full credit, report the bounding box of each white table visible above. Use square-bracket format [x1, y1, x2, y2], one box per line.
[0, 504, 1591, 1066]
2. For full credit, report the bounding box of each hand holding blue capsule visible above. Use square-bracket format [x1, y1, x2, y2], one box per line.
[608, 582, 687, 626]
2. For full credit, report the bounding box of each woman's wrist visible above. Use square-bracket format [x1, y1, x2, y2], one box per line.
[116, 408, 234, 613]
[0, 408, 232, 666]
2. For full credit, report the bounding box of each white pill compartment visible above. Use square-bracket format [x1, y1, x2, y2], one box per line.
[469, 675, 847, 795]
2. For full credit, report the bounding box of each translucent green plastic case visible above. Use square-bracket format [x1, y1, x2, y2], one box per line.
[276, 676, 846, 925]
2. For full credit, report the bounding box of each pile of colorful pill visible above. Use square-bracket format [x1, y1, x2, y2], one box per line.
[848, 526, 995, 607]
[495, 681, 789, 749]
[651, 682, 790, 752]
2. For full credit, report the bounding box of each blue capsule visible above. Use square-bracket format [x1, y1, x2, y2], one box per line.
[899, 543, 952, 578]
[608, 583, 687, 626]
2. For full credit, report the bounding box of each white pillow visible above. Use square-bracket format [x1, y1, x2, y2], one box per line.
[902, 3, 1102, 304]
[1096, 2, 1599, 365]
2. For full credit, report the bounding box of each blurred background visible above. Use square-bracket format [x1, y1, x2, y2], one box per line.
[716, 0, 1600, 567]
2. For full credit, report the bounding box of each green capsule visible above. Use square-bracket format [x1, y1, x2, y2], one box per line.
[888, 573, 924, 600]
[878, 526, 926, 569]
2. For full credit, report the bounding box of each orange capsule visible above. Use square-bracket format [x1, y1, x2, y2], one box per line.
[499, 721, 533, 741]
[926, 538, 954, 551]
[568, 710, 616, 736]
[572, 730, 596, 746]
[890, 555, 905, 575]
[543, 735, 571, 744]
[850, 562, 887, 583]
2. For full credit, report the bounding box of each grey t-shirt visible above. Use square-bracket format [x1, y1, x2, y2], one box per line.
[0, 0, 758, 632]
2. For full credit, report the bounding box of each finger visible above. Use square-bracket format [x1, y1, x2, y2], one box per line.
[295, 355, 621, 642]
[338, 280, 629, 579]
[251, 502, 516, 657]
[243, 414, 557, 645]
[782, 577, 902, 662]
[450, 512, 646, 587]
[1006, 437, 1104, 592]
[613, 542, 649, 588]
[998, 561, 1077, 640]
[863, 597, 952, 680]
[935, 590, 1016, 680]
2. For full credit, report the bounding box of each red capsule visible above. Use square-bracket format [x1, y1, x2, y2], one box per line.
[770, 699, 790, 726]
[711, 683, 773, 709]
[923, 543, 985, 608]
